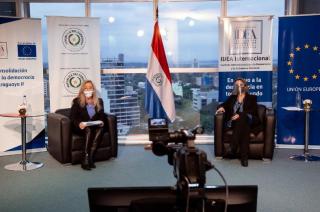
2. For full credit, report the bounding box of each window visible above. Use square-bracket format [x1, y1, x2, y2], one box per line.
[29, 1, 284, 138]
[92, 1, 220, 68]
[101, 72, 218, 135]
[93, 1, 220, 136]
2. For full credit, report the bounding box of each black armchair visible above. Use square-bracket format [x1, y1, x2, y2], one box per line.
[47, 108, 118, 164]
[214, 104, 275, 160]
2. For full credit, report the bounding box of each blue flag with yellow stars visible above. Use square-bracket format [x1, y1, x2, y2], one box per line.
[277, 15, 320, 146]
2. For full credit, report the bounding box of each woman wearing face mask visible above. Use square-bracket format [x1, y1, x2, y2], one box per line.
[216, 78, 261, 167]
[70, 80, 105, 170]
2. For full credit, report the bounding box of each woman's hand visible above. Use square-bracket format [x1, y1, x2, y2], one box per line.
[79, 122, 86, 130]
[231, 114, 240, 121]
[100, 122, 104, 127]
[216, 107, 225, 114]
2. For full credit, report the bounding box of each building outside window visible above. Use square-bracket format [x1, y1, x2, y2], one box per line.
[30, 0, 284, 138]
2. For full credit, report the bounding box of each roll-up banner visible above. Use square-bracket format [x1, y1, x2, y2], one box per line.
[0, 17, 45, 155]
[277, 15, 320, 147]
[47, 16, 101, 112]
[218, 16, 273, 106]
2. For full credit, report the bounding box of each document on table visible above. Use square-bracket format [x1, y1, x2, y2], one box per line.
[282, 107, 303, 111]
[81, 120, 103, 126]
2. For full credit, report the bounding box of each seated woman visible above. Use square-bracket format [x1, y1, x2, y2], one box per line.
[216, 78, 261, 167]
[70, 80, 105, 170]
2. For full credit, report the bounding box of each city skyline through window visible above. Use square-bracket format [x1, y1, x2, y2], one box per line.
[30, 0, 284, 136]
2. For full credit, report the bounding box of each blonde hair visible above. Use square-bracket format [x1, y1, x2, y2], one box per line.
[77, 80, 101, 111]
[232, 78, 249, 95]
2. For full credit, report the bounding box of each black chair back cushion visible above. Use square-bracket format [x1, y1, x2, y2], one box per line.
[56, 108, 71, 118]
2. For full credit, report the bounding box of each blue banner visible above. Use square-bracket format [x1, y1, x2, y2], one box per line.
[219, 71, 272, 103]
[277, 15, 320, 145]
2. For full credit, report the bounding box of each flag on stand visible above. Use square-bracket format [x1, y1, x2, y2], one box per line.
[145, 21, 176, 122]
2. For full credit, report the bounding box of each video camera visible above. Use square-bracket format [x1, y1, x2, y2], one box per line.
[148, 118, 215, 211]
[148, 118, 204, 154]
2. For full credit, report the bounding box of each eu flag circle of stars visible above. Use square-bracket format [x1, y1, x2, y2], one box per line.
[287, 44, 319, 82]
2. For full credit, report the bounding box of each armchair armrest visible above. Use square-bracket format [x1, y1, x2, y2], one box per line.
[214, 112, 225, 157]
[263, 108, 276, 159]
[47, 113, 72, 163]
[105, 113, 118, 158]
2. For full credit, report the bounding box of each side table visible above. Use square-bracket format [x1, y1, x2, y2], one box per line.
[282, 107, 320, 162]
[0, 113, 44, 171]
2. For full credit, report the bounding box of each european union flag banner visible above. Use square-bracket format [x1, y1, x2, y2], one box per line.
[219, 16, 273, 105]
[277, 15, 320, 146]
[17, 44, 36, 57]
[145, 21, 175, 122]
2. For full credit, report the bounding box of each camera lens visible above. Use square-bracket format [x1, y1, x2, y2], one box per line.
[152, 142, 168, 156]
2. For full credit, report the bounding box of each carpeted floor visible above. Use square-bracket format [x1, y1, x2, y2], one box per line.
[0, 145, 319, 212]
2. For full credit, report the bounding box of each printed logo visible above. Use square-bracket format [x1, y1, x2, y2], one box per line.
[64, 71, 87, 94]
[151, 73, 163, 87]
[0, 42, 8, 59]
[286, 43, 320, 83]
[229, 20, 262, 55]
[17, 43, 37, 58]
[62, 28, 86, 52]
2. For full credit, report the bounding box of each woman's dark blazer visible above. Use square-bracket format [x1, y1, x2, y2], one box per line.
[218, 94, 261, 131]
[70, 97, 105, 133]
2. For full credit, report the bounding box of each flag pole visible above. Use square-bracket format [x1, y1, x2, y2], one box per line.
[153, 0, 159, 22]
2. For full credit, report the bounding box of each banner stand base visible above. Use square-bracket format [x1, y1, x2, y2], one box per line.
[4, 161, 43, 171]
[290, 154, 320, 162]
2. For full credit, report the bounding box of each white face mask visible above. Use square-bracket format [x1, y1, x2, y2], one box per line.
[238, 85, 242, 95]
[235, 83, 244, 95]
[83, 90, 94, 98]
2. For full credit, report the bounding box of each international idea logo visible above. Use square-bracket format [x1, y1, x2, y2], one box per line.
[17, 42, 37, 59]
[229, 20, 262, 55]
[62, 28, 86, 52]
[286, 43, 319, 83]
[0, 42, 8, 59]
[64, 71, 87, 94]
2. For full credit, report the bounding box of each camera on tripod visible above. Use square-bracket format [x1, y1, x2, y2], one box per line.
[148, 118, 216, 211]
[147, 118, 210, 182]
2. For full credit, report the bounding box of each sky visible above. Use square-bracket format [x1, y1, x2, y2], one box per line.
[30, 0, 284, 64]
